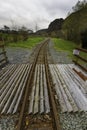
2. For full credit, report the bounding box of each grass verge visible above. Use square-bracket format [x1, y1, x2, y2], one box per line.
[52, 38, 87, 68]
[52, 38, 78, 58]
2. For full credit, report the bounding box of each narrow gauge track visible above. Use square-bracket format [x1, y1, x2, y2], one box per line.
[44, 47, 61, 130]
[16, 39, 61, 130]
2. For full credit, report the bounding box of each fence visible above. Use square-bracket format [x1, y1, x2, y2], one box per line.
[0, 44, 8, 67]
[73, 47, 87, 72]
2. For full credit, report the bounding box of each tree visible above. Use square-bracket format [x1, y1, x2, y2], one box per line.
[18, 26, 29, 41]
[72, 0, 87, 12]
[4, 25, 10, 33]
[4, 25, 9, 29]
[63, 0, 87, 43]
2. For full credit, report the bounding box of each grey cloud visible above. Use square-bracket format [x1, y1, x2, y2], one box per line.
[0, 0, 83, 30]
[40, 0, 76, 17]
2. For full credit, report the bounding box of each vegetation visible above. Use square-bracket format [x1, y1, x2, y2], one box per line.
[0, 25, 33, 44]
[48, 18, 64, 37]
[52, 38, 87, 64]
[0, 25, 44, 49]
[62, 0, 87, 48]
[72, 0, 87, 12]
[6, 37, 44, 49]
[52, 38, 78, 58]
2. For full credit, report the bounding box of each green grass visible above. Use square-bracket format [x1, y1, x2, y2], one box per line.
[6, 37, 44, 49]
[52, 38, 78, 58]
[52, 38, 87, 68]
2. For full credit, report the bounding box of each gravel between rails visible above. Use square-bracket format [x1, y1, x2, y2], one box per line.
[0, 42, 87, 130]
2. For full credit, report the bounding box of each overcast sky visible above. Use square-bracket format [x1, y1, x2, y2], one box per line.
[0, 0, 84, 31]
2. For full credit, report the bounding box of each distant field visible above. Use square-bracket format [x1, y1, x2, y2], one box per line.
[52, 38, 78, 58]
[6, 37, 44, 49]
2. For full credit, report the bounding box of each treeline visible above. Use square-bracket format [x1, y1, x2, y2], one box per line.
[0, 26, 33, 44]
[62, 2, 87, 43]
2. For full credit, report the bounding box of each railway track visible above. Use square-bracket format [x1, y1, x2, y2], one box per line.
[1, 39, 87, 130]
[16, 39, 61, 130]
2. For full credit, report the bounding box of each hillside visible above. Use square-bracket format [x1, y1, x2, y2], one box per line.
[62, 6, 87, 43]
[48, 18, 64, 32]
[47, 18, 64, 37]
[35, 29, 48, 36]
[35, 18, 64, 37]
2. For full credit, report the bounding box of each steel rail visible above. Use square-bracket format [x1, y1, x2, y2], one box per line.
[16, 39, 61, 130]
[44, 43, 61, 130]
[16, 40, 48, 130]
